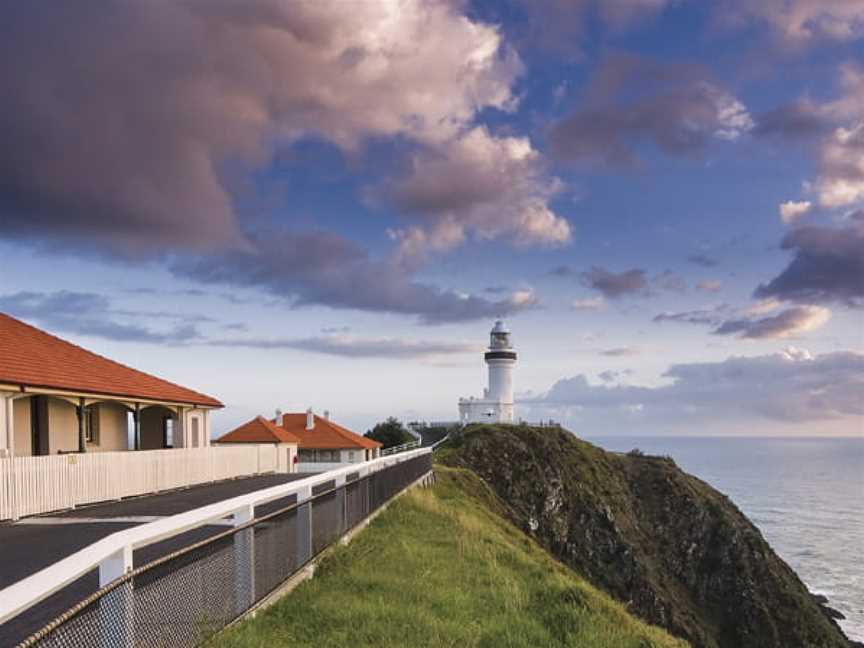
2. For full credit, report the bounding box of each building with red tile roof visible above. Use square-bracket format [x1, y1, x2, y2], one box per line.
[216, 415, 301, 445]
[215, 415, 301, 471]
[216, 409, 381, 468]
[0, 312, 222, 457]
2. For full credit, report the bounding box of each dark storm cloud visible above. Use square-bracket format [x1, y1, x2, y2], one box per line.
[529, 349, 864, 427]
[0, 291, 202, 344]
[755, 223, 864, 305]
[172, 230, 537, 324]
[581, 266, 648, 298]
[549, 54, 753, 166]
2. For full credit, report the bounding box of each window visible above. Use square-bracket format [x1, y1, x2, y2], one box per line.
[349, 450, 358, 463]
[297, 449, 343, 463]
[162, 416, 174, 448]
[191, 417, 200, 447]
[299, 449, 315, 462]
[85, 405, 100, 445]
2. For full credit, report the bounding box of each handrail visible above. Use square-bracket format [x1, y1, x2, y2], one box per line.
[379, 439, 421, 456]
[0, 447, 431, 626]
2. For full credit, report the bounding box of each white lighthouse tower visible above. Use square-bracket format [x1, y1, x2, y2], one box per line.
[458, 320, 517, 424]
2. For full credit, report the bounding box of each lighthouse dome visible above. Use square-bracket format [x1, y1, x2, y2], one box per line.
[491, 319, 510, 334]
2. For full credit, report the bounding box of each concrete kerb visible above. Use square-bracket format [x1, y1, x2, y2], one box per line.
[224, 469, 437, 629]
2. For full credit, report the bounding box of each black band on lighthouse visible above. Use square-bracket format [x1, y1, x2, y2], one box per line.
[484, 351, 517, 361]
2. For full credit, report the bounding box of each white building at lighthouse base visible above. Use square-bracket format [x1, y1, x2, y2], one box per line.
[458, 394, 514, 424]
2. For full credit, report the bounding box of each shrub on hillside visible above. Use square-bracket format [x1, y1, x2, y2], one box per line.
[365, 417, 414, 448]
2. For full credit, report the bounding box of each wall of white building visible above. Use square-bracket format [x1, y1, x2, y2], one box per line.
[94, 402, 130, 452]
[0, 393, 213, 457]
[47, 399, 78, 454]
[13, 398, 31, 456]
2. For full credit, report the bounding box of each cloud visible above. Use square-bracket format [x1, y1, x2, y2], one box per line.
[755, 221, 864, 304]
[581, 266, 648, 298]
[599, 347, 641, 357]
[321, 326, 352, 335]
[172, 229, 538, 323]
[0, 291, 202, 344]
[525, 349, 864, 433]
[654, 270, 687, 293]
[754, 100, 830, 140]
[0, 2, 567, 321]
[696, 279, 723, 293]
[550, 54, 753, 166]
[779, 200, 813, 224]
[654, 300, 831, 339]
[208, 335, 480, 359]
[725, 0, 864, 43]
[550, 265, 576, 277]
[713, 305, 831, 339]
[687, 254, 720, 268]
[571, 297, 606, 311]
[0, 1, 521, 254]
[506, 0, 673, 57]
[653, 304, 732, 326]
[817, 122, 864, 208]
[383, 127, 570, 261]
[484, 285, 509, 295]
[797, 64, 864, 210]
[598, 369, 634, 383]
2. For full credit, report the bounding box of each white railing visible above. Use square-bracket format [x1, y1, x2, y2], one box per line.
[296, 461, 354, 473]
[0, 447, 432, 629]
[380, 439, 422, 456]
[0, 445, 281, 521]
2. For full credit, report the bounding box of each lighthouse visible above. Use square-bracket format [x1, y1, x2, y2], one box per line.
[458, 320, 517, 424]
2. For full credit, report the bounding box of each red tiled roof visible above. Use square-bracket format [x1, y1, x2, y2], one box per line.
[277, 413, 382, 450]
[0, 312, 222, 407]
[215, 416, 300, 444]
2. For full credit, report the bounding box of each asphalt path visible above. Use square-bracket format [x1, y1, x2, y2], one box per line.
[0, 472, 313, 645]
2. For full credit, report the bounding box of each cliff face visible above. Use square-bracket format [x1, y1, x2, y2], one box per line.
[439, 424, 852, 648]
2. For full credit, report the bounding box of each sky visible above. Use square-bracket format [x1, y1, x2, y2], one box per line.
[0, 0, 862, 437]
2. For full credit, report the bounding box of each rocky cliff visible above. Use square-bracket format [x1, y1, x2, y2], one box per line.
[438, 424, 854, 648]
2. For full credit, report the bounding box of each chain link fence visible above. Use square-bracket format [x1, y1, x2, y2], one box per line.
[19, 453, 432, 648]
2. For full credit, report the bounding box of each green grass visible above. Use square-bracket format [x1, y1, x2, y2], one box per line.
[213, 467, 689, 648]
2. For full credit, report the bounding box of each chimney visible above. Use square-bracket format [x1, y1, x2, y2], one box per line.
[306, 407, 314, 431]
[275, 408, 283, 426]
[323, 410, 330, 420]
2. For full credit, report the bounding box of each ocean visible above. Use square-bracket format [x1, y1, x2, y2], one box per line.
[589, 436, 864, 642]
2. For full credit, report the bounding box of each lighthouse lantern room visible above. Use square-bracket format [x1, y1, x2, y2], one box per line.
[458, 320, 517, 424]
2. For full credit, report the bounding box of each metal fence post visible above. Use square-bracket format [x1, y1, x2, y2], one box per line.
[296, 486, 312, 564]
[335, 475, 346, 535]
[98, 545, 133, 648]
[232, 504, 255, 615]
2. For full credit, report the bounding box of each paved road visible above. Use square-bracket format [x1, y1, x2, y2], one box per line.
[0, 472, 314, 645]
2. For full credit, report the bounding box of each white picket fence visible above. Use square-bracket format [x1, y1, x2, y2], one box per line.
[0, 445, 280, 521]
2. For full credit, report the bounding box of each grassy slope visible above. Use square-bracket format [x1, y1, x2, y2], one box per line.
[437, 425, 850, 648]
[215, 467, 688, 648]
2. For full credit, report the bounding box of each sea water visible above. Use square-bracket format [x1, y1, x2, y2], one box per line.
[589, 436, 864, 641]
